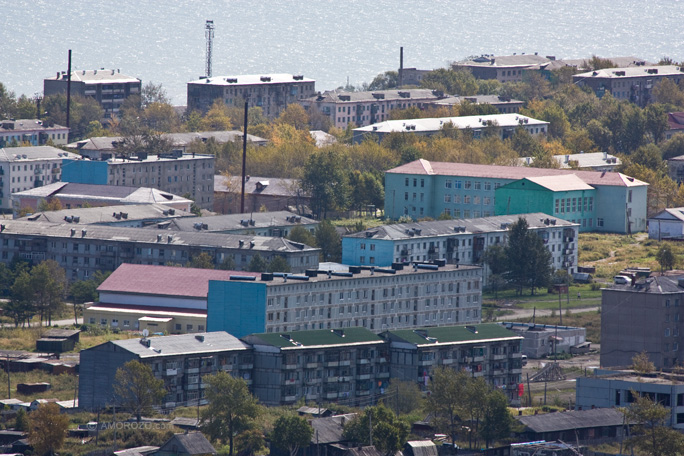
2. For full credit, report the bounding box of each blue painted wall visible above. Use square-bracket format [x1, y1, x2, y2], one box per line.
[341, 238, 394, 266]
[61, 159, 108, 185]
[207, 280, 267, 338]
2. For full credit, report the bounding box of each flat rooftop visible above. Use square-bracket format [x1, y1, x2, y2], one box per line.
[188, 74, 314, 86]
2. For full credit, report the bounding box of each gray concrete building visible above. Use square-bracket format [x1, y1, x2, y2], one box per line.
[0, 119, 69, 147]
[78, 331, 253, 410]
[187, 74, 315, 117]
[44, 69, 141, 119]
[243, 328, 388, 406]
[501, 322, 587, 358]
[382, 323, 523, 402]
[60, 153, 215, 209]
[601, 275, 684, 370]
[0, 146, 80, 213]
[576, 372, 684, 429]
[0, 220, 320, 280]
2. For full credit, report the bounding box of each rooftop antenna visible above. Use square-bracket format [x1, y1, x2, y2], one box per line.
[205, 20, 215, 78]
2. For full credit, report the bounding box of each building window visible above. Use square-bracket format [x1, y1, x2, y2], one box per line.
[455, 180, 462, 189]
[444, 194, 451, 203]
[597, 218, 604, 227]
[464, 181, 472, 189]
[445, 179, 452, 188]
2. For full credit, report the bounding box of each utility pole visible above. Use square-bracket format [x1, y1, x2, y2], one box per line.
[66, 50, 72, 135]
[205, 20, 215, 78]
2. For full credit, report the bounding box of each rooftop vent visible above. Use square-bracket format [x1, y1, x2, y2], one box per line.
[465, 325, 478, 334]
[331, 329, 345, 338]
[398, 91, 410, 98]
[226, 78, 238, 83]
[293, 75, 304, 80]
[81, 229, 87, 238]
[70, 228, 76, 237]
[195, 335, 205, 342]
[260, 76, 271, 82]
[167, 235, 173, 243]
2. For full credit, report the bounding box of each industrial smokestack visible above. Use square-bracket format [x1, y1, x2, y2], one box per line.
[399, 47, 404, 87]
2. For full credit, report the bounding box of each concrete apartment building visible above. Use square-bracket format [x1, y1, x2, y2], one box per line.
[84, 264, 261, 334]
[60, 153, 215, 209]
[601, 275, 684, 370]
[243, 328, 388, 406]
[352, 113, 548, 144]
[17, 204, 192, 228]
[426, 95, 523, 114]
[0, 146, 79, 213]
[44, 69, 141, 119]
[13, 182, 193, 214]
[384, 159, 648, 234]
[452, 54, 552, 83]
[79, 331, 253, 410]
[576, 373, 684, 429]
[187, 74, 315, 117]
[0, 220, 319, 281]
[573, 65, 684, 107]
[301, 89, 443, 129]
[149, 211, 318, 237]
[207, 263, 483, 338]
[70, 131, 268, 161]
[0, 119, 69, 147]
[382, 324, 523, 402]
[342, 213, 579, 282]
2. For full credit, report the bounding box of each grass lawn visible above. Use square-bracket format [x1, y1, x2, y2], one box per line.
[0, 326, 138, 353]
[511, 309, 602, 343]
[484, 283, 602, 311]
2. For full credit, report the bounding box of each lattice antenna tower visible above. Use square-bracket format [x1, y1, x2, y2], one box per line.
[205, 20, 215, 78]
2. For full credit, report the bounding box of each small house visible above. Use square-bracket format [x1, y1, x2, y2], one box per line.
[154, 433, 216, 456]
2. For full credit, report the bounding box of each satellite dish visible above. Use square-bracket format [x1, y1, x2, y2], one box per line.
[142, 329, 149, 338]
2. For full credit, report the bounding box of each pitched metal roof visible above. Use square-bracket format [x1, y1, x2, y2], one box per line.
[148, 211, 317, 233]
[311, 414, 357, 444]
[13, 182, 191, 205]
[158, 433, 216, 455]
[17, 204, 192, 225]
[383, 324, 521, 347]
[306, 89, 439, 103]
[515, 408, 625, 433]
[344, 213, 576, 240]
[0, 220, 318, 253]
[0, 146, 78, 161]
[245, 327, 384, 349]
[188, 74, 314, 85]
[574, 65, 684, 79]
[47, 69, 140, 84]
[97, 263, 258, 298]
[518, 175, 594, 192]
[387, 159, 647, 188]
[355, 114, 548, 134]
[214, 175, 307, 197]
[405, 441, 439, 456]
[105, 331, 249, 358]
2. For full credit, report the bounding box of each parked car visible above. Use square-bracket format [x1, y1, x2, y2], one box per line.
[614, 275, 630, 285]
[573, 272, 593, 283]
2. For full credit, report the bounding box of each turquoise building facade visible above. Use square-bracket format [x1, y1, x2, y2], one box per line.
[384, 159, 647, 234]
[207, 280, 268, 338]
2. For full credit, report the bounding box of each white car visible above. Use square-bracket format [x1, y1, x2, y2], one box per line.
[614, 275, 630, 285]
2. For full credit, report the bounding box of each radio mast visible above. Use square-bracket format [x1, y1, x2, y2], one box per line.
[205, 20, 215, 78]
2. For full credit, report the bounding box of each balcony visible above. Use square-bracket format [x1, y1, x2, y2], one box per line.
[283, 395, 297, 402]
[283, 363, 298, 370]
[325, 361, 339, 367]
[339, 360, 351, 367]
[377, 372, 390, 379]
[441, 358, 454, 365]
[306, 362, 320, 369]
[186, 367, 199, 374]
[165, 368, 178, 376]
[357, 359, 370, 365]
[306, 378, 322, 385]
[325, 377, 339, 383]
[356, 390, 371, 396]
[239, 363, 253, 370]
[284, 379, 297, 386]
[420, 359, 435, 366]
[306, 393, 319, 401]
[338, 376, 352, 382]
[357, 373, 371, 380]
[491, 354, 506, 361]
[325, 392, 338, 399]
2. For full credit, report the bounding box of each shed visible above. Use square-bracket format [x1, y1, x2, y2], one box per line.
[404, 441, 439, 456]
[298, 406, 332, 417]
[17, 382, 51, 395]
[156, 432, 217, 456]
[514, 408, 626, 443]
[36, 329, 80, 353]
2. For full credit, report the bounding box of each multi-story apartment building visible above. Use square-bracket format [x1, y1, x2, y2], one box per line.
[79, 331, 253, 410]
[243, 328, 389, 406]
[0, 146, 79, 213]
[601, 275, 684, 371]
[60, 152, 215, 209]
[44, 69, 141, 118]
[301, 89, 443, 129]
[352, 114, 548, 144]
[0, 119, 69, 147]
[342, 213, 579, 282]
[187, 74, 315, 118]
[0, 220, 319, 280]
[452, 54, 552, 83]
[382, 324, 523, 402]
[425, 95, 523, 114]
[207, 263, 483, 338]
[573, 65, 684, 108]
[385, 159, 648, 234]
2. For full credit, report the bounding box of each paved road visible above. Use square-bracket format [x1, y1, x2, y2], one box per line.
[503, 305, 600, 320]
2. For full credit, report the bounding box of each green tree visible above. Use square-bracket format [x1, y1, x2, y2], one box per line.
[622, 391, 684, 456]
[480, 390, 512, 448]
[288, 226, 317, 247]
[267, 256, 291, 273]
[113, 360, 166, 422]
[201, 372, 260, 456]
[656, 243, 676, 273]
[382, 379, 423, 415]
[645, 104, 668, 144]
[234, 428, 265, 456]
[315, 220, 341, 262]
[302, 147, 351, 218]
[247, 254, 268, 272]
[70, 279, 98, 324]
[141, 81, 170, 107]
[14, 407, 28, 431]
[426, 367, 468, 445]
[342, 404, 409, 455]
[28, 402, 70, 456]
[632, 351, 656, 374]
[12, 260, 66, 326]
[6, 272, 34, 327]
[189, 252, 215, 269]
[218, 255, 237, 271]
[504, 218, 552, 295]
[368, 71, 399, 90]
[270, 415, 313, 456]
